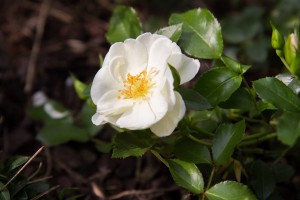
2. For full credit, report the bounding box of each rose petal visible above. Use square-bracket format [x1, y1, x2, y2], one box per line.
[136, 33, 166, 52]
[168, 53, 200, 84]
[116, 101, 156, 129]
[148, 92, 168, 122]
[90, 66, 119, 103]
[147, 37, 173, 72]
[123, 39, 148, 75]
[150, 92, 185, 137]
[96, 90, 133, 116]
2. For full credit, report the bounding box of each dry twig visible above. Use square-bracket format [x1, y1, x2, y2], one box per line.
[25, 0, 51, 93]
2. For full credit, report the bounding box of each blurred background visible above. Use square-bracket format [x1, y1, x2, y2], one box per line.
[1, 0, 300, 199]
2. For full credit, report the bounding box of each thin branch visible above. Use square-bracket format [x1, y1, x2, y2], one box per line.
[25, 0, 51, 93]
[108, 185, 178, 200]
[0, 146, 44, 191]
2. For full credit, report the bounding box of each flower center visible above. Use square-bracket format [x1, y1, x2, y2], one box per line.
[118, 69, 156, 100]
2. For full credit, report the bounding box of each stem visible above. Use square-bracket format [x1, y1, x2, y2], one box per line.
[273, 147, 291, 164]
[202, 166, 216, 200]
[239, 132, 277, 146]
[150, 150, 169, 167]
[243, 132, 271, 141]
[190, 126, 214, 137]
[188, 134, 212, 146]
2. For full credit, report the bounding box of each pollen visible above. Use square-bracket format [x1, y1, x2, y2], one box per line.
[118, 69, 156, 100]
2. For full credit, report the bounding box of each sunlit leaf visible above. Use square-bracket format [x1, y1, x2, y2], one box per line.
[253, 77, 300, 112]
[206, 181, 257, 200]
[156, 24, 182, 42]
[169, 8, 223, 59]
[168, 159, 204, 194]
[106, 6, 142, 44]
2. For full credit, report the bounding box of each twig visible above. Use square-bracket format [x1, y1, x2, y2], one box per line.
[30, 185, 60, 200]
[108, 185, 178, 200]
[25, 0, 51, 93]
[0, 146, 44, 191]
[91, 182, 106, 199]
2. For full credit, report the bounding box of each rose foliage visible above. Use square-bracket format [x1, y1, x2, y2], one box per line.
[38, 6, 300, 200]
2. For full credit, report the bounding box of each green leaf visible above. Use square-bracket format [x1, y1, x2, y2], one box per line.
[250, 161, 275, 200]
[212, 120, 245, 165]
[271, 163, 294, 183]
[222, 6, 263, 43]
[220, 56, 251, 74]
[8, 156, 28, 171]
[169, 8, 223, 59]
[178, 88, 212, 111]
[168, 65, 181, 89]
[79, 103, 102, 136]
[174, 137, 211, 164]
[253, 77, 300, 112]
[220, 87, 254, 111]
[206, 181, 257, 200]
[195, 67, 242, 106]
[112, 131, 155, 158]
[155, 24, 182, 42]
[106, 6, 142, 44]
[24, 182, 49, 198]
[277, 111, 300, 146]
[0, 182, 10, 200]
[168, 159, 204, 194]
[71, 74, 90, 100]
[37, 119, 90, 146]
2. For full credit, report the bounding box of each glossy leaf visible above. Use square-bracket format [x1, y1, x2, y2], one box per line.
[174, 137, 211, 164]
[178, 88, 212, 111]
[112, 131, 155, 158]
[212, 120, 245, 165]
[250, 161, 275, 200]
[220, 87, 253, 111]
[277, 111, 300, 146]
[206, 181, 257, 200]
[253, 77, 300, 112]
[155, 24, 182, 42]
[106, 6, 142, 44]
[168, 159, 204, 194]
[220, 56, 251, 74]
[169, 8, 223, 59]
[195, 67, 242, 106]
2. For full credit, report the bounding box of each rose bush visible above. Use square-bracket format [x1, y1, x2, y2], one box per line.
[90, 33, 200, 136]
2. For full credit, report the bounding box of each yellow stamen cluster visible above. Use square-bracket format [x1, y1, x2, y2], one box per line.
[118, 70, 155, 100]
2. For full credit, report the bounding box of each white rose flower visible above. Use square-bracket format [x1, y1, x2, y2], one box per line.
[91, 33, 200, 137]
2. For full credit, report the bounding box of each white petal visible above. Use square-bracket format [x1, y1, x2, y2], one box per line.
[168, 53, 200, 84]
[91, 113, 106, 125]
[148, 92, 168, 122]
[102, 42, 126, 68]
[108, 56, 127, 82]
[123, 39, 148, 75]
[147, 38, 173, 72]
[116, 101, 156, 130]
[150, 92, 185, 137]
[136, 33, 166, 52]
[90, 66, 119, 103]
[96, 90, 133, 116]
